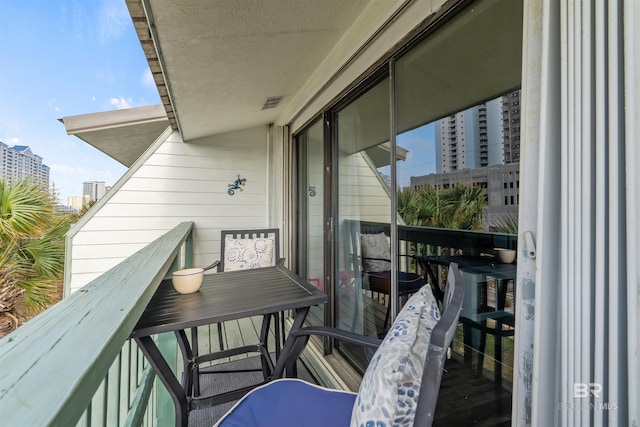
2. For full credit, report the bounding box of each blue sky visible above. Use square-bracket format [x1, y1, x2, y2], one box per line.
[0, 0, 436, 201]
[0, 0, 160, 203]
[377, 123, 437, 189]
[396, 123, 437, 188]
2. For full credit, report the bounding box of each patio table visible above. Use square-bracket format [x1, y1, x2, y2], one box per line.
[417, 255, 516, 316]
[130, 265, 327, 427]
[417, 255, 517, 383]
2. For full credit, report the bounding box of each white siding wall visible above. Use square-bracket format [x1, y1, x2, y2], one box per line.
[67, 126, 272, 293]
[338, 152, 391, 224]
[337, 151, 392, 273]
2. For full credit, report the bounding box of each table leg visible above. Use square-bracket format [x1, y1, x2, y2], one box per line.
[494, 319, 503, 384]
[174, 330, 196, 397]
[272, 306, 310, 379]
[134, 336, 189, 427]
[190, 328, 200, 396]
[258, 314, 274, 380]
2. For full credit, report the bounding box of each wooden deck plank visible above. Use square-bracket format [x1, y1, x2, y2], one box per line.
[236, 316, 260, 353]
[220, 320, 245, 361]
[248, 315, 277, 351]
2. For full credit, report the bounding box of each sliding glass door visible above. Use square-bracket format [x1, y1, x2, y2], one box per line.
[333, 76, 392, 371]
[295, 2, 524, 403]
[296, 118, 325, 327]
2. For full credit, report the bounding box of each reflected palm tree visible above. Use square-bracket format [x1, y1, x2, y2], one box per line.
[398, 184, 487, 230]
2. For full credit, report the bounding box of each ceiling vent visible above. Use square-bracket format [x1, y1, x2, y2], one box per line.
[262, 96, 283, 110]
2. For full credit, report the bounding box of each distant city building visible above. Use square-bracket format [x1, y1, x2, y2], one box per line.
[410, 162, 520, 230]
[0, 142, 50, 188]
[434, 89, 521, 173]
[379, 173, 392, 189]
[501, 90, 521, 163]
[55, 204, 79, 215]
[68, 195, 91, 211]
[434, 98, 503, 173]
[83, 181, 106, 202]
[418, 89, 521, 230]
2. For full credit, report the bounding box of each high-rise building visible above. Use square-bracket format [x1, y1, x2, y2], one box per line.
[83, 181, 106, 202]
[434, 89, 521, 173]
[434, 98, 503, 173]
[412, 89, 522, 229]
[0, 142, 50, 188]
[501, 90, 521, 163]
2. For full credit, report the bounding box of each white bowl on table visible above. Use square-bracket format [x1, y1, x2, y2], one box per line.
[493, 248, 516, 264]
[171, 268, 204, 294]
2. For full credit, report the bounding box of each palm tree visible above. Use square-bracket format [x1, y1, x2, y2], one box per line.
[491, 214, 518, 234]
[438, 183, 486, 230]
[0, 179, 75, 336]
[397, 183, 487, 230]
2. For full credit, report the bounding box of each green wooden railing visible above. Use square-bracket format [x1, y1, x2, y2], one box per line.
[0, 221, 194, 427]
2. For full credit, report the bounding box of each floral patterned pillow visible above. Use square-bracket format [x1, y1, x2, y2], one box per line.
[350, 286, 441, 427]
[361, 232, 391, 272]
[223, 237, 275, 271]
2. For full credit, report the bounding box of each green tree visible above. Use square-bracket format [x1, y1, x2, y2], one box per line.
[79, 200, 96, 216]
[0, 179, 75, 335]
[398, 183, 487, 230]
[491, 214, 518, 234]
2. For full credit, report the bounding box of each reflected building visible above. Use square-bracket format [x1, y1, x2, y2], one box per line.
[502, 90, 521, 163]
[410, 162, 519, 230]
[413, 90, 521, 230]
[435, 98, 504, 173]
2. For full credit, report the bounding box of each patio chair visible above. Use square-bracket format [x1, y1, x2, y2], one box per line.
[214, 263, 464, 427]
[190, 229, 285, 392]
[201, 228, 285, 351]
[354, 225, 425, 330]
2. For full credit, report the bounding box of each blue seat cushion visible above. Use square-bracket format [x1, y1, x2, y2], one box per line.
[215, 379, 357, 427]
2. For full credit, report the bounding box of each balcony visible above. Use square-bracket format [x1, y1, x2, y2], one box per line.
[1, 219, 518, 426]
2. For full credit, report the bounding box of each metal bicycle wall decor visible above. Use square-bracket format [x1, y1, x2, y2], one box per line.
[228, 175, 246, 195]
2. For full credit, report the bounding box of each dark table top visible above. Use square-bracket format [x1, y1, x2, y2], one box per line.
[417, 255, 517, 280]
[131, 265, 327, 338]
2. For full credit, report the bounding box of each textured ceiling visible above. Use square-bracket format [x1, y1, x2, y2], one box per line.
[128, 0, 372, 141]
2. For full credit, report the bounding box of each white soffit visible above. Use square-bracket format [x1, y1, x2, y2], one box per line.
[60, 105, 169, 167]
[136, 0, 372, 141]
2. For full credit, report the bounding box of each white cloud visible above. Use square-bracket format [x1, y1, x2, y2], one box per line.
[97, 0, 130, 44]
[109, 97, 133, 109]
[91, 96, 96, 101]
[8, 137, 21, 145]
[50, 164, 87, 176]
[141, 68, 155, 89]
[48, 98, 61, 112]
